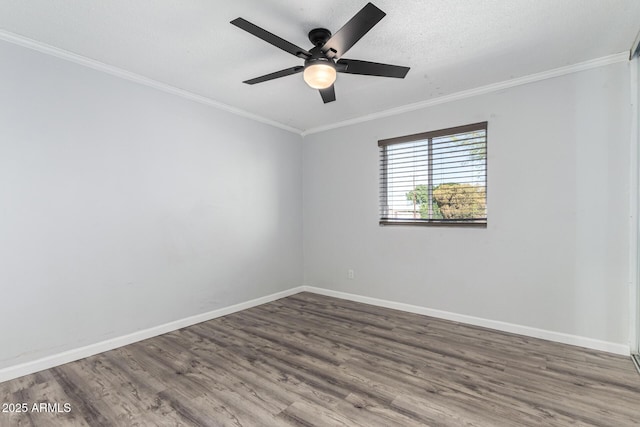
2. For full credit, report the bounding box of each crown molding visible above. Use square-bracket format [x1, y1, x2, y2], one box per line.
[0, 30, 303, 135]
[301, 52, 629, 136]
[0, 30, 628, 138]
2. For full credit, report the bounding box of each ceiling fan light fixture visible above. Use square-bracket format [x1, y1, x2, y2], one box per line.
[303, 62, 336, 89]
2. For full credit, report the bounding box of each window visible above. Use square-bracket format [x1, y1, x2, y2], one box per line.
[379, 122, 487, 226]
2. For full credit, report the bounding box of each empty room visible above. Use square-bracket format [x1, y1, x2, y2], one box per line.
[1, 1, 640, 425]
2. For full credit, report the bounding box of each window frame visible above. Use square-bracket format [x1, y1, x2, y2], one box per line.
[378, 121, 488, 227]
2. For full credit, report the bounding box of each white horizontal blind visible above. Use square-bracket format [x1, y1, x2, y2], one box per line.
[379, 122, 487, 225]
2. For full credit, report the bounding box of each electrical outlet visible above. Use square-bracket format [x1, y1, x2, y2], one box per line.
[347, 269, 354, 279]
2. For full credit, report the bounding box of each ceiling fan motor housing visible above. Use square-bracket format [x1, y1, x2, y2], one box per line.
[304, 56, 335, 68]
[304, 31, 337, 74]
[308, 28, 332, 47]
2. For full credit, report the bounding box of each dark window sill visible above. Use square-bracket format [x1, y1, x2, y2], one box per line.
[379, 220, 487, 228]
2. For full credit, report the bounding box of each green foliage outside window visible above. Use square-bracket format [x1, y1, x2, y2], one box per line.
[406, 183, 485, 220]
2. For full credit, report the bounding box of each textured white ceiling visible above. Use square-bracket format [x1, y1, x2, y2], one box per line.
[1, 0, 639, 132]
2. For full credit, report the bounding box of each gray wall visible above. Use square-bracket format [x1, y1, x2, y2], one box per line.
[0, 35, 633, 371]
[303, 61, 631, 346]
[0, 40, 303, 369]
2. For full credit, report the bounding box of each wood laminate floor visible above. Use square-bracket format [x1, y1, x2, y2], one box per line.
[1, 292, 639, 426]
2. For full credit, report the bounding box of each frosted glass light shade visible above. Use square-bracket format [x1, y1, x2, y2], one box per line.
[303, 63, 337, 89]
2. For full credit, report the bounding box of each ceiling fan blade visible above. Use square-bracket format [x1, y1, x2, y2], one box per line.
[337, 59, 410, 78]
[319, 85, 336, 103]
[243, 66, 304, 85]
[321, 3, 385, 59]
[231, 18, 311, 59]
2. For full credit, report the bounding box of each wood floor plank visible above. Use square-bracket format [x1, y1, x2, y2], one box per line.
[277, 400, 369, 427]
[153, 334, 290, 421]
[93, 351, 189, 426]
[1, 291, 638, 426]
[178, 328, 357, 413]
[345, 355, 587, 426]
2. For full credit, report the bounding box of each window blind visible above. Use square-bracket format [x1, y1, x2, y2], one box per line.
[379, 122, 487, 226]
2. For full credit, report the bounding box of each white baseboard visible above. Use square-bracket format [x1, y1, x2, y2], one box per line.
[1, 284, 630, 384]
[0, 286, 305, 383]
[301, 286, 631, 356]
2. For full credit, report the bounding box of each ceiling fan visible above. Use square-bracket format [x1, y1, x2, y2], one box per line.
[230, 2, 410, 103]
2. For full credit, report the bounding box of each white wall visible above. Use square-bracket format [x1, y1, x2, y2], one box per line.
[303, 61, 631, 346]
[0, 39, 303, 369]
